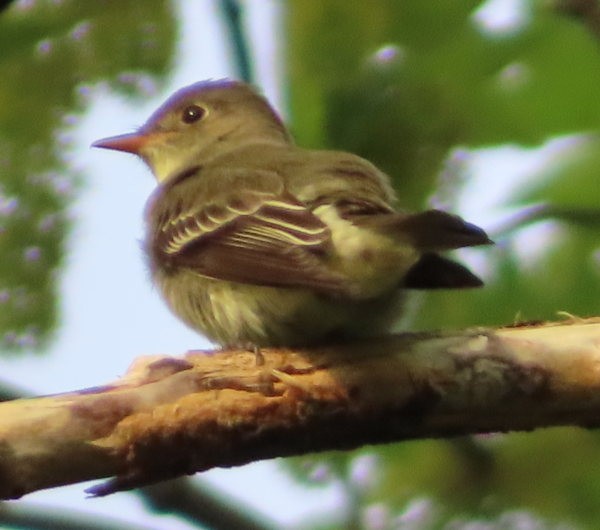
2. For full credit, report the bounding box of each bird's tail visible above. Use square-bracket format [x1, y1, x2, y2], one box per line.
[368, 209, 492, 290]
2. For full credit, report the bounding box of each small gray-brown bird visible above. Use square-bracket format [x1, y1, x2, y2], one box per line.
[93, 80, 491, 347]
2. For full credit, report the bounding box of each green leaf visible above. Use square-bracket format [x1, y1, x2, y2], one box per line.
[0, 0, 176, 352]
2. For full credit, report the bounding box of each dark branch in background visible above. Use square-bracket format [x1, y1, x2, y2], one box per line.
[0, 381, 29, 402]
[0, 0, 15, 14]
[218, 0, 254, 83]
[0, 501, 155, 530]
[555, 0, 600, 39]
[140, 477, 277, 530]
[491, 204, 600, 238]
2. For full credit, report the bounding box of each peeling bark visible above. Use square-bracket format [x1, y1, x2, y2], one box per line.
[1, 317, 600, 499]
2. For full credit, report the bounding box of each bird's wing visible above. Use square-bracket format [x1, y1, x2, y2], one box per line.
[151, 174, 348, 294]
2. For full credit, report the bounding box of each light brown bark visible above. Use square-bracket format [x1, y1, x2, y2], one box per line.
[1, 316, 600, 499]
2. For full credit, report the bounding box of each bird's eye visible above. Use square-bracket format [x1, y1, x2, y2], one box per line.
[181, 105, 206, 124]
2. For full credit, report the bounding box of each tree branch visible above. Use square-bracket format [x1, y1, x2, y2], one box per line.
[218, 0, 254, 83]
[0, 500, 156, 530]
[1, 316, 600, 500]
[0, 0, 15, 14]
[139, 477, 277, 530]
[555, 0, 600, 40]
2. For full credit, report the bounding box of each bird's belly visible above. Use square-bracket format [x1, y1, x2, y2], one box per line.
[155, 269, 404, 347]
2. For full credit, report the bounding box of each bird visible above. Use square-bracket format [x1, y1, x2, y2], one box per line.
[93, 79, 491, 348]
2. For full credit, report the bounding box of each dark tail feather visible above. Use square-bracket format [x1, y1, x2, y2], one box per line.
[404, 253, 483, 289]
[392, 209, 492, 251]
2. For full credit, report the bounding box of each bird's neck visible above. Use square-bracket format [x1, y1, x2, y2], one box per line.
[210, 119, 293, 159]
[152, 124, 292, 183]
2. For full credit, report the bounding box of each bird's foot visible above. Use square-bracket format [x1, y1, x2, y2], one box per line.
[222, 341, 265, 366]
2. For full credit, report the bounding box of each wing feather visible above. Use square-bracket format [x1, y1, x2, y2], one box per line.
[154, 186, 348, 293]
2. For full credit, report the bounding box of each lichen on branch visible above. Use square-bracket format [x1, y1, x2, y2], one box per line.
[1, 316, 600, 499]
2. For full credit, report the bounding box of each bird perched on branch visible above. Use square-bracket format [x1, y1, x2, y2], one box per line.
[93, 79, 491, 347]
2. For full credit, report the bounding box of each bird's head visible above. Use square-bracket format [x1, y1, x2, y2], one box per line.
[93, 79, 290, 182]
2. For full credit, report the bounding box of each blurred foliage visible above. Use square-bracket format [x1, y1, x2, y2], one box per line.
[0, 0, 176, 352]
[286, 0, 600, 528]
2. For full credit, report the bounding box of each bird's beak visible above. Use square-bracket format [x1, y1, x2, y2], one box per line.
[92, 132, 151, 155]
